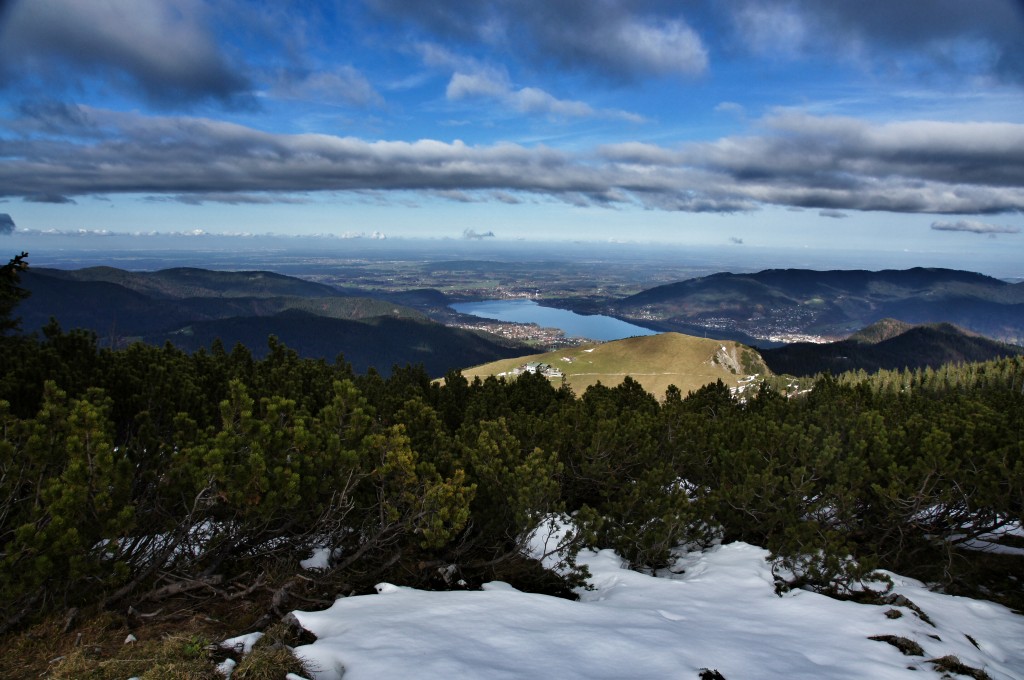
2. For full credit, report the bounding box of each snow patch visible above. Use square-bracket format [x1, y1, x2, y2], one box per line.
[220, 632, 263, 656]
[300, 547, 332, 571]
[290, 542, 1024, 679]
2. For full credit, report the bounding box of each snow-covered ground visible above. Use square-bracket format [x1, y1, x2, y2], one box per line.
[283, 542, 1024, 680]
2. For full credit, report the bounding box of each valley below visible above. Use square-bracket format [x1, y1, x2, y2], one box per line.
[16, 247, 1024, 382]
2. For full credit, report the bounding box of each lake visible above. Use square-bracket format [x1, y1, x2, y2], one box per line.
[450, 299, 658, 341]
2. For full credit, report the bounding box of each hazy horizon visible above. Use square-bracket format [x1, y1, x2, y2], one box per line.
[15, 234, 1024, 282]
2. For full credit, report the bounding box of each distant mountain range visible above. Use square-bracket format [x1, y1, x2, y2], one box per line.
[18, 264, 1024, 382]
[760, 319, 1024, 377]
[612, 267, 1024, 345]
[19, 267, 526, 376]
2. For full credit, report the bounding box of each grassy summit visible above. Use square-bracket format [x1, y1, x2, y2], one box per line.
[459, 332, 768, 398]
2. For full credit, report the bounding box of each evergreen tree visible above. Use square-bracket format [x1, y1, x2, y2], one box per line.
[0, 252, 28, 336]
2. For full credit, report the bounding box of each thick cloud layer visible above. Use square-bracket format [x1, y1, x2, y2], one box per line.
[0, 0, 250, 105]
[2, 107, 1022, 216]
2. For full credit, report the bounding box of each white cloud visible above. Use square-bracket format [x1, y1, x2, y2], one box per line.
[377, 2, 709, 81]
[715, 102, 746, 117]
[731, 3, 810, 58]
[446, 71, 642, 122]
[271, 67, 383, 108]
[612, 17, 708, 77]
[728, 0, 1024, 84]
[446, 72, 509, 100]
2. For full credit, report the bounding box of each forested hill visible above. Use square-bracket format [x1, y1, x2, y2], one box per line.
[150, 312, 528, 375]
[761, 319, 1024, 376]
[612, 267, 1024, 343]
[20, 266, 417, 336]
[18, 266, 526, 375]
[34, 266, 343, 299]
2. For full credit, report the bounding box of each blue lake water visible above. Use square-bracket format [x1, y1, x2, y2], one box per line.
[451, 299, 658, 341]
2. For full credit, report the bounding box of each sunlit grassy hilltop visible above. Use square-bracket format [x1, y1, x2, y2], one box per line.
[458, 332, 769, 398]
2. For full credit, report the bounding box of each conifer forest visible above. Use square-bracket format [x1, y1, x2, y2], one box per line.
[2, 254, 1022, 636]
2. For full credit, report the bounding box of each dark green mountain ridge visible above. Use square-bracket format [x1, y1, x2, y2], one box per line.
[761, 319, 1024, 376]
[19, 267, 524, 376]
[153, 310, 525, 375]
[35, 266, 342, 299]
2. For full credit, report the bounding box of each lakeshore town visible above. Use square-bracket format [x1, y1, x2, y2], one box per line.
[450, 318, 590, 349]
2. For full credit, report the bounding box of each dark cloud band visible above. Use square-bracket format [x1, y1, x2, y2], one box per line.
[0, 0, 251, 106]
[931, 220, 1021, 235]
[2, 106, 1023, 216]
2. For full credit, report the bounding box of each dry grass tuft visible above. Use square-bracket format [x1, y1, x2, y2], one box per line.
[868, 634, 924, 657]
[0, 608, 249, 679]
[233, 642, 314, 679]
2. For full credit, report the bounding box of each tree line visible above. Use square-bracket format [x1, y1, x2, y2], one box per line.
[1, 253, 1021, 633]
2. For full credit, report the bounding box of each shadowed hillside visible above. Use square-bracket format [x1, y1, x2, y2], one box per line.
[761, 319, 1024, 376]
[20, 269, 427, 336]
[151, 311, 526, 375]
[19, 267, 526, 376]
[35, 266, 342, 299]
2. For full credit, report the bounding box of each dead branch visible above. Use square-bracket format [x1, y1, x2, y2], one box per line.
[137, 574, 224, 603]
[222, 573, 268, 601]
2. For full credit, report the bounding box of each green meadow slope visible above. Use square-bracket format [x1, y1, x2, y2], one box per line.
[459, 332, 769, 398]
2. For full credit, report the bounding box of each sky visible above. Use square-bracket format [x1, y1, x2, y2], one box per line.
[1, 0, 1023, 271]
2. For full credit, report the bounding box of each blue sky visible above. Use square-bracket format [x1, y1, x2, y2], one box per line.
[1, 0, 1023, 270]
